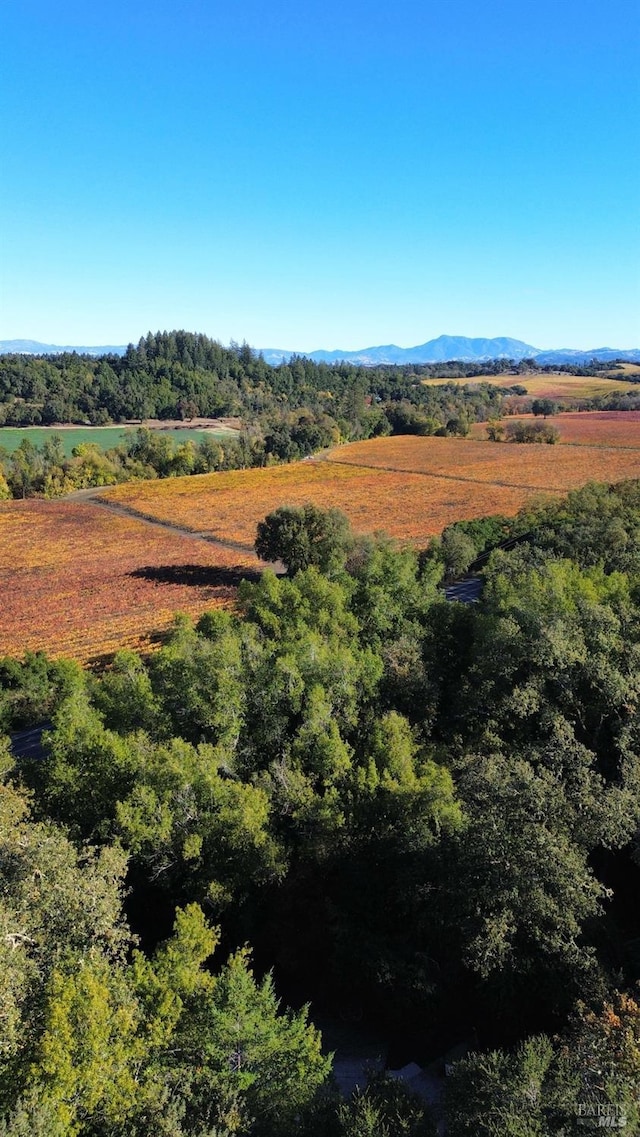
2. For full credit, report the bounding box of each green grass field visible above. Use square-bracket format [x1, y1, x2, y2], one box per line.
[0, 426, 232, 457]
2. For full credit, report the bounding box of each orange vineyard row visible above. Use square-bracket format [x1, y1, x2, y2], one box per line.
[103, 433, 640, 549]
[471, 411, 640, 449]
[0, 500, 260, 662]
[326, 435, 640, 489]
[102, 455, 547, 547]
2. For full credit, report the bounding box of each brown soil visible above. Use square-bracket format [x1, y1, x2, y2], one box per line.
[138, 417, 241, 431]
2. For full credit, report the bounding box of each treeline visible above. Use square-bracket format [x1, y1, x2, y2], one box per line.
[1, 334, 633, 429]
[427, 475, 640, 579]
[509, 356, 636, 378]
[584, 388, 640, 411]
[2, 482, 640, 1133]
[0, 332, 529, 500]
[0, 421, 337, 499]
[0, 330, 519, 430]
[504, 389, 640, 414]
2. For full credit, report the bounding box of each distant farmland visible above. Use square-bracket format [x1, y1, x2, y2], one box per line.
[0, 424, 233, 457]
[422, 370, 639, 401]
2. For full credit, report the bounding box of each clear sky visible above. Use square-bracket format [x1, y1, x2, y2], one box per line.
[1, 0, 639, 351]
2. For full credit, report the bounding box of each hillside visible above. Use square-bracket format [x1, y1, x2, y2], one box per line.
[98, 432, 640, 547]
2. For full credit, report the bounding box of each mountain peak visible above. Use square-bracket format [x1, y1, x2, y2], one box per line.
[2, 336, 639, 367]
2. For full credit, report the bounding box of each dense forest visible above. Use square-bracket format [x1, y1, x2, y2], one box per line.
[0, 331, 519, 428]
[0, 334, 632, 432]
[2, 481, 640, 1134]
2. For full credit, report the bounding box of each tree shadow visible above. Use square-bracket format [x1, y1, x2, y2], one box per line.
[130, 563, 262, 587]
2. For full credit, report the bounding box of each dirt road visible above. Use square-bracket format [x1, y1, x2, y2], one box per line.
[66, 487, 284, 569]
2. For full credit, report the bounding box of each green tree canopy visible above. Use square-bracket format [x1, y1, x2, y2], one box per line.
[255, 504, 353, 575]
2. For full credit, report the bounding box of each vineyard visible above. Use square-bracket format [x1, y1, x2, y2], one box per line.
[471, 410, 640, 448]
[102, 431, 640, 549]
[328, 434, 640, 488]
[101, 455, 541, 546]
[0, 500, 260, 661]
[7, 425, 640, 662]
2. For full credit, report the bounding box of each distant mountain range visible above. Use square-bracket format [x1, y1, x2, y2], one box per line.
[0, 339, 128, 357]
[1, 335, 639, 366]
[260, 336, 640, 366]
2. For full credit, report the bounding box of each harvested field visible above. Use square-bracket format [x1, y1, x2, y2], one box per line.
[471, 411, 640, 448]
[0, 500, 260, 662]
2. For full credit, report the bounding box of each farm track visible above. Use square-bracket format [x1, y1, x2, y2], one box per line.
[321, 454, 564, 494]
[560, 442, 640, 451]
[67, 487, 260, 556]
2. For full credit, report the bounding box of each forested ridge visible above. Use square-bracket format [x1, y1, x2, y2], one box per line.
[2, 482, 640, 1134]
[1, 331, 634, 429]
[0, 330, 514, 428]
[1, 332, 632, 420]
[2, 331, 639, 501]
[0, 331, 518, 500]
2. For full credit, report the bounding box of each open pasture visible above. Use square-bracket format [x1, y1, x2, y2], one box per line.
[0, 424, 233, 457]
[471, 411, 640, 448]
[422, 371, 636, 400]
[0, 500, 260, 662]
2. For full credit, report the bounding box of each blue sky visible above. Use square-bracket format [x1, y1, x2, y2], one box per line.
[1, 0, 639, 351]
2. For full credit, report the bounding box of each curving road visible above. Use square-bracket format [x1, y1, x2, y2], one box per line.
[9, 723, 50, 762]
[443, 577, 483, 604]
